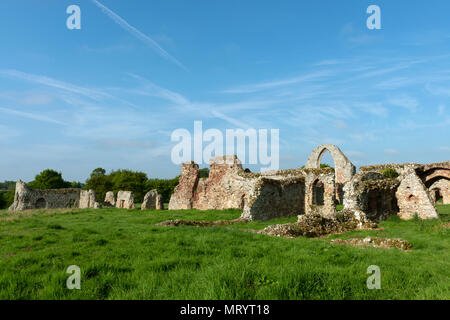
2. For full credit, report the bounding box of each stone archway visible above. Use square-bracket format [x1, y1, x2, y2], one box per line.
[418, 166, 450, 205]
[305, 144, 356, 203]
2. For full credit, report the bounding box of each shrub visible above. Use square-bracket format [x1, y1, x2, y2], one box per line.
[381, 168, 399, 179]
[0, 192, 5, 209]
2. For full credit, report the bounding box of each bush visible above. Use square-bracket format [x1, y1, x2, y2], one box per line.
[381, 168, 399, 179]
[0, 192, 5, 209]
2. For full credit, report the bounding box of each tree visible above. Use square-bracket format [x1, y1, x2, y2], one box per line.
[145, 177, 179, 203]
[85, 168, 113, 203]
[109, 170, 148, 202]
[0, 192, 5, 209]
[199, 168, 209, 178]
[28, 169, 71, 190]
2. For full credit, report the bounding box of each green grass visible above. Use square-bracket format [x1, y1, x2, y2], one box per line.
[0, 205, 449, 300]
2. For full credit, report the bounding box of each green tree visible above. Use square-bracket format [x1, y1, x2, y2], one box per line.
[109, 170, 148, 202]
[0, 192, 5, 209]
[85, 168, 113, 203]
[145, 177, 179, 203]
[28, 169, 71, 190]
[199, 168, 209, 178]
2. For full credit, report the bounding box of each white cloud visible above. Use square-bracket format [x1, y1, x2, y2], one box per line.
[0, 106, 66, 125]
[388, 94, 419, 112]
[384, 148, 400, 155]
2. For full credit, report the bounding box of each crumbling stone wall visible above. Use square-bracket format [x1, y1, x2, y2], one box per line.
[169, 156, 338, 221]
[428, 179, 450, 205]
[104, 191, 115, 207]
[142, 190, 164, 210]
[79, 190, 100, 209]
[116, 191, 135, 209]
[169, 155, 253, 211]
[303, 168, 336, 218]
[396, 169, 438, 220]
[305, 144, 356, 203]
[241, 171, 305, 221]
[344, 171, 400, 222]
[345, 163, 444, 221]
[8, 180, 99, 211]
[168, 162, 199, 210]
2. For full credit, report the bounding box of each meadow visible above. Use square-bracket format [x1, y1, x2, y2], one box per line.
[0, 205, 448, 300]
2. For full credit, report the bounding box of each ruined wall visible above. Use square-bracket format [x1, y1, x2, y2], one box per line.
[428, 179, 450, 205]
[396, 169, 438, 220]
[79, 190, 100, 209]
[303, 168, 336, 218]
[104, 191, 115, 207]
[305, 144, 356, 203]
[241, 171, 305, 221]
[344, 171, 400, 222]
[116, 191, 135, 209]
[168, 162, 199, 210]
[9, 180, 82, 211]
[142, 190, 164, 210]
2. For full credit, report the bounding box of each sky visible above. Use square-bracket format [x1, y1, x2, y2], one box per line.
[0, 0, 449, 182]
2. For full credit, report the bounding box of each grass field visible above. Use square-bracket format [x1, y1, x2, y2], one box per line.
[0, 205, 449, 300]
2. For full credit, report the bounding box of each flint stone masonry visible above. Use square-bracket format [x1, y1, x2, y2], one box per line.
[344, 170, 400, 222]
[79, 189, 101, 209]
[169, 146, 448, 222]
[305, 144, 356, 203]
[104, 191, 115, 207]
[142, 190, 164, 210]
[8, 180, 99, 211]
[396, 169, 439, 220]
[169, 156, 337, 221]
[116, 191, 135, 209]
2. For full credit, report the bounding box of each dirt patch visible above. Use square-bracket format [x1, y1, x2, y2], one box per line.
[331, 237, 412, 251]
[258, 211, 377, 238]
[156, 218, 249, 227]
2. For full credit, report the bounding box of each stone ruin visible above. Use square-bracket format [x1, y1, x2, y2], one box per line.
[142, 190, 164, 210]
[104, 191, 116, 207]
[169, 145, 449, 224]
[115, 191, 135, 209]
[8, 180, 100, 211]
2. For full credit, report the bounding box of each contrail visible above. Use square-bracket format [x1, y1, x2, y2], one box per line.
[91, 0, 188, 71]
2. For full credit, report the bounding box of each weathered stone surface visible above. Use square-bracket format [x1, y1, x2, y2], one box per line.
[303, 168, 336, 218]
[142, 190, 164, 210]
[344, 171, 400, 222]
[115, 191, 135, 209]
[241, 173, 305, 221]
[331, 237, 412, 251]
[79, 189, 100, 209]
[396, 169, 438, 220]
[8, 180, 88, 211]
[168, 162, 199, 210]
[258, 210, 375, 238]
[104, 191, 115, 207]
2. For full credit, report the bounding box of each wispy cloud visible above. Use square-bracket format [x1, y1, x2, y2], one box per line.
[220, 70, 334, 94]
[0, 69, 110, 101]
[0, 106, 66, 125]
[388, 94, 419, 112]
[384, 148, 400, 155]
[91, 0, 187, 71]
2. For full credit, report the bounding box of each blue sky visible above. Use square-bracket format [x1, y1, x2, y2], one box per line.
[0, 0, 449, 181]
